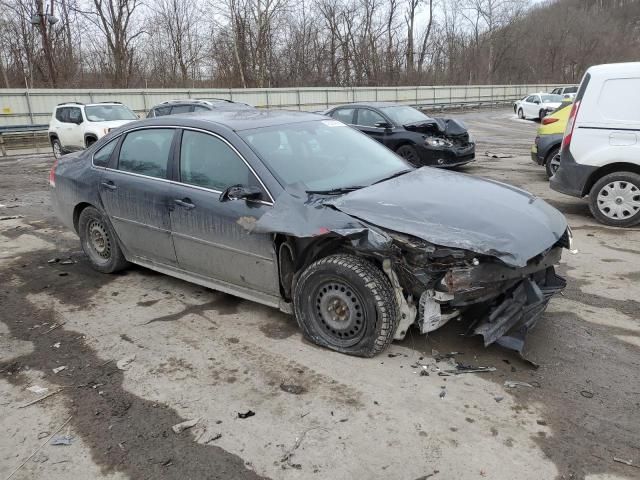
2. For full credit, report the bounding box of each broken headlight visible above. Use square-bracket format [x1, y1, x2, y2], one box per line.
[425, 137, 453, 148]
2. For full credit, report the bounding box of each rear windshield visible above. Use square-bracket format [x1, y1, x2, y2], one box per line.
[541, 94, 563, 103]
[85, 104, 137, 122]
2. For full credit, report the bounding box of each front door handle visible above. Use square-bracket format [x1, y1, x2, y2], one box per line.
[174, 198, 195, 210]
[101, 181, 117, 191]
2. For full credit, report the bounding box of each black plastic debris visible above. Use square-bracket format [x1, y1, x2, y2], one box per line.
[238, 410, 255, 419]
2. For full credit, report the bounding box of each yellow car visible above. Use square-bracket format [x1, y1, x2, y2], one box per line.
[531, 100, 572, 178]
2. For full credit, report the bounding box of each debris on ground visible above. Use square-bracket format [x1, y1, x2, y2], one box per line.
[204, 433, 222, 444]
[280, 427, 329, 469]
[60, 259, 76, 265]
[26, 385, 48, 395]
[31, 451, 49, 463]
[280, 383, 306, 395]
[47, 258, 60, 264]
[494, 396, 504, 403]
[580, 390, 594, 398]
[420, 370, 430, 377]
[116, 354, 136, 371]
[613, 457, 640, 469]
[238, 410, 255, 419]
[0, 215, 23, 221]
[504, 380, 533, 388]
[58, 272, 68, 277]
[50, 435, 73, 446]
[439, 387, 447, 399]
[441, 363, 496, 375]
[53, 342, 60, 348]
[387, 353, 401, 358]
[52, 366, 67, 374]
[485, 151, 513, 158]
[432, 350, 462, 362]
[172, 418, 200, 434]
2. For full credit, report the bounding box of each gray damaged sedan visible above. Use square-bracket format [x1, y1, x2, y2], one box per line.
[50, 109, 572, 357]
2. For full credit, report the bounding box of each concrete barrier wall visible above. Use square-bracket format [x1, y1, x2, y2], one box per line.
[0, 84, 565, 126]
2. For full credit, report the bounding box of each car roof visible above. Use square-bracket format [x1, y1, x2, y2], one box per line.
[586, 61, 640, 78]
[139, 108, 326, 131]
[333, 102, 403, 109]
[56, 102, 124, 107]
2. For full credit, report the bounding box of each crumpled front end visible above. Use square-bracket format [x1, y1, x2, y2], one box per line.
[390, 230, 570, 354]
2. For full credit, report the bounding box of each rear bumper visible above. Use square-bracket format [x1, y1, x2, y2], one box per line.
[550, 149, 598, 197]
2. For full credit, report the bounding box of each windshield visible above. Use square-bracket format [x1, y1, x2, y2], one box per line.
[240, 120, 411, 191]
[85, 105, 137, 122]
[381, 105, 431, 125]
[541, 94, 563, 103]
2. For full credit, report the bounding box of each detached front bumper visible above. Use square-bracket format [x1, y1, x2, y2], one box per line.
[411, 247, 566, 354]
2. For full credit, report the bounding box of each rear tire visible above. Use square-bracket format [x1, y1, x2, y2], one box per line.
[588, 172, 640, 227]
[396, 144, 421, 166]
[518, 108, 525, 119]
[78, 206, 129, 273]
[539, 109, 546, 121]
[544, 146, 560, 178]
[293, 254, 398, 357]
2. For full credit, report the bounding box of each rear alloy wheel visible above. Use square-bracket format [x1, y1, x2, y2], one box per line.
[518, 108, 525, 119]
[78, 206, 129, 273]
[51, 138, 63, 159]
[293, 254, 398, 357]
[396, 145, 421, 166]
[544, 147, 561, 178]
[588, 172, 640, 227]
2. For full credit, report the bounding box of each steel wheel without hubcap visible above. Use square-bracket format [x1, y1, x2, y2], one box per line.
[87, 220, 112, 263]
[313, 278, 366, 348]
[596, 181, 640, 221]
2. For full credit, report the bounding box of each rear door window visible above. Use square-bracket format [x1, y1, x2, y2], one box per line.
[330, 108, 355, 124]
[153, 106, 171, 117]
[193, 105, 210, 112]
[93, 139, 117, 167]
[171, 105, 193, 115]
[117, 129, 175, 179]
[68, 107, 83, 123]
[55, 108, 68, 122]
[179, 130, 255, 191]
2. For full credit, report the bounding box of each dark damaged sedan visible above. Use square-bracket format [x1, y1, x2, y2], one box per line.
[325, 102, 475, 167]
[50, 109, 572, 357]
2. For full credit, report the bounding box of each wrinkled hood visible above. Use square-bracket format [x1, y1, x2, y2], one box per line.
[403, 118, 468, 137]
[327, 168, 567, 267]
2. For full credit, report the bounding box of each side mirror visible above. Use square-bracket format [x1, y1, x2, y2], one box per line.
[219, 184, 262, 202]
[374, 121, 393, 129]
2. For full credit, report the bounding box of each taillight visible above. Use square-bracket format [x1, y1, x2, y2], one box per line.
[49, 159, 58, 187]
[562, 100, 581, 150]
[542, 117, 559, 125]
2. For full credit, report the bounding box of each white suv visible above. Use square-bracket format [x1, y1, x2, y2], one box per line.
[48, 102, 138, 158]
[550, 86, 579, 100]
[551, 62, 640, 227]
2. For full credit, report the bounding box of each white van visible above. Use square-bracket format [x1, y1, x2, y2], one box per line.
[551, 62, 640, 227]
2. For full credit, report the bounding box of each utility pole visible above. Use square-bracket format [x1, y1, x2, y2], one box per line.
[33, 0, 59, 87]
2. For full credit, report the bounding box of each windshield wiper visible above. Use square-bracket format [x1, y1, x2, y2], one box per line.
[372, 169, 413, 185]
[306, 186, 365, 195]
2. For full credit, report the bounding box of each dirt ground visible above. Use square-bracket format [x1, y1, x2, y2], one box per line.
[1, 108, 639, 480]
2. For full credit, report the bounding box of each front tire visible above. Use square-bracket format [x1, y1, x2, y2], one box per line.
[588, 172, 640, 227]
[396, 145, 421, 166]
[293, 254, 398, 357]
[78, 206, 129, 273]
[51, 138, 63, 159]
[518, 108, 525, 119]
[539, 109, 546, 121]
[544, 146, 560, 178]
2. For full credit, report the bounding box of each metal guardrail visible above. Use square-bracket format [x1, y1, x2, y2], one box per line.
[0, 124, 49, 157]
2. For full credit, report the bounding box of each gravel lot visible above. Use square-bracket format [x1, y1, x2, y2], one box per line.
[1, 108, 639, 480]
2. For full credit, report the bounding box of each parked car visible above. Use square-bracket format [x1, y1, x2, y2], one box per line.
[550, 86, 579, 100]
[531, 101, 573, 178]
[516, 93, 563, 120]
[146, 99, 253, 118]
[551, 62, 640, 227]
[48, 102, 138, 158]
[324, 102, 475, 168]
[49, 109, 571, 357]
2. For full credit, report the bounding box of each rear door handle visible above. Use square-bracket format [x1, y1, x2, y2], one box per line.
[174, 198, 195, 210]
[101, 181, 117, 191]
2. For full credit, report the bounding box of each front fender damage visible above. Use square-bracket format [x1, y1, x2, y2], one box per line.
[253, 190, 567, 356]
